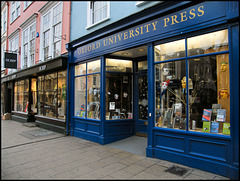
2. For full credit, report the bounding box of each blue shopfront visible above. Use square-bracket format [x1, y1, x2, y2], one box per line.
[66, 1, 239, 179]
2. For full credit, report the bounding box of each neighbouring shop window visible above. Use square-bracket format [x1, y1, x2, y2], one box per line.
[58, 71, 67, 119]
[106, 59, 133, 120]
[14, 79, 29, 112]
[1, 84, 5, 116]
[74, 59, 100, 119]
[31, 78, 37, 113]
[155, 29, 230, 135]
[37, 71, 67, 119]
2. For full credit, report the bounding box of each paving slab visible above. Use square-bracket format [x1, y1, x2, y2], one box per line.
[1, 119, 229, 180]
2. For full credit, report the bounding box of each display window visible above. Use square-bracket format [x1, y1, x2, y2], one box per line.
[106, 59, 133, 120]
[58, 71, 67, 119]
[37, 70, 67, 119]
[31, 78, 37, 113]
[14, 79, 29, 112]
[155, 29, 230, 135]
[74, 59, 100, 119]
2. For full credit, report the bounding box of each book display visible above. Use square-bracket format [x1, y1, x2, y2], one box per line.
[154, 49, 230, 134]
[202, 109, 212, 122]
[211, 122, 219, 133]
[216, 109, 226, 122]
[105, 59, 133, 120]
[223, 123, 230, 135]
[202, 122, 210, 133]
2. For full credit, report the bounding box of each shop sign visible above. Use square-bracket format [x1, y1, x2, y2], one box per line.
[5, 52, 17, 69]
[73, 1, 226, 61]
[39, 65, 47, 71]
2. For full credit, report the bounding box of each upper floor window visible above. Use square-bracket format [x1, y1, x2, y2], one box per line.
[23, 29, 28, 68]
[21, 23, 36, 69]
[40, 2, 62, 61]
[53, 3, 62, 57]
[43, 12, 51, 61]
[87, 1, 109, 28]
[24, 1, 33, 10]
[2, 9, 7, 34]
[9, 35, 19, 74]
[1, 44, 6, 71]
[11, 1, 20, 23]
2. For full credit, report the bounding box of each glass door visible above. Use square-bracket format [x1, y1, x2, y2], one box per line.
[135, 61, 148, 136]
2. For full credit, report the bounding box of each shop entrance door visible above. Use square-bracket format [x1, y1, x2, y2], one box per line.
[136, 71, 148, 136]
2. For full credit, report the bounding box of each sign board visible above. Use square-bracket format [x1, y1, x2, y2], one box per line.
[5, 52, 17, 69]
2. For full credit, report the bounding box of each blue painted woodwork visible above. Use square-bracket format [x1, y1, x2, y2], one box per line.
[67, 1, 239, 179]
[72, 2, 227, 63]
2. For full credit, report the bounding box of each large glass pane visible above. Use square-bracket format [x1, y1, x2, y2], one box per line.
[188, 29, 228, 56]
[106, 59, 132, 72]
[106, 73, 132, 120]
[87, 74, 100, 119]
[45, 73, 57, 118]
[14, 81, 23, 112]
[31, 78, 37, 113]
[38, 76, 45, 115]
[58, 70, 67, 119]
[155, 61, 186, 129]
[155, 39, 185, 62]
[75, 64, 86, 76]
[188, 54, 230, 135]
[87, 60, 100, 74]
[75, 76, 86, 117]
[23, 79, 29, 113]
[138, 61, 148, 71]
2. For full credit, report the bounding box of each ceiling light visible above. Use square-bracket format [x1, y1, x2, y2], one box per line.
[122, 53, 128, 55]
[138, 48, 144, 52]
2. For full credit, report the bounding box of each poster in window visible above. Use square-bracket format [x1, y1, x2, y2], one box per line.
[109, 102, 115, 110]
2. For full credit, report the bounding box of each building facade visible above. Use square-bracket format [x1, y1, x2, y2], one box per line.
[66, 1, 239, 179]
[1, 1, 8, 117]
[1, 1, 71, 133]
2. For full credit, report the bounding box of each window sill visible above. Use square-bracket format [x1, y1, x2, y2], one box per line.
[86, 17, 110, 30]
[135, 1, 149, 7]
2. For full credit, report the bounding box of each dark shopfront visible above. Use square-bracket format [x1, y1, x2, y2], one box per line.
[66, 2, 239, 179]
[1, 55, 68, 133]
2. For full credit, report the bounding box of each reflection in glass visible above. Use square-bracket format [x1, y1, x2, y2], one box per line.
[155, 61, 186, 129]
[138, 61, 148, 71]
[106, 73, 132, 120]
[75, 63, 86, 76]
[187, 29, 228, 56]
[75, 76, 86, 117]
[87, 74, 100, 119]
[87, 60, 100, 74]
[106, 59, 132, 72]
[31, 78, 37, 113]
[155, 39, 185, 62]
[14, 79, 29, 112]
[38, 76, 45, 116]
[188, 54, 230, 134]
[58, 70, 67, 119]
[45, 73, 58, 118]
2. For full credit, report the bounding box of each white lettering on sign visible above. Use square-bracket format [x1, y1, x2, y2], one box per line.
[6, 59, 16, 62]
[39, 65, 47, 71]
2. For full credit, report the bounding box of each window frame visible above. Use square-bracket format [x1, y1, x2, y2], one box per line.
[86, 1, 110, 29]
[153, 27, 230, 136]
[24, 1, 33, 11]
[21, 22, 36, 69]
[74, 59, 101, 119]
[11, 1, 20, 23]
[40, 2, 63, 62]
[9, 34, 19, 74]
[2, 9, 7, 34]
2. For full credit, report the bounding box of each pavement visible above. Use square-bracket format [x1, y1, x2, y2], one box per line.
[1, 119, 230, 180]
